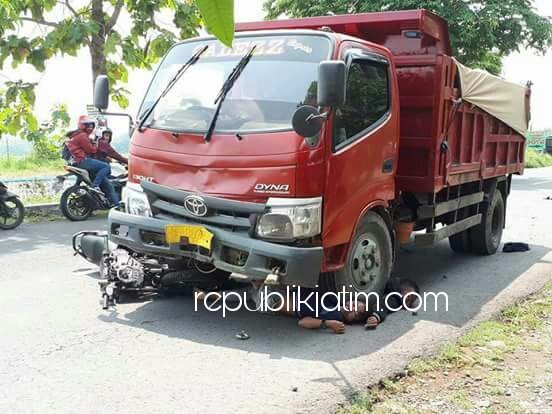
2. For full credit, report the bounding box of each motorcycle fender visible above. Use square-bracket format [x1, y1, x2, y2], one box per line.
[73, 231, 109, 266]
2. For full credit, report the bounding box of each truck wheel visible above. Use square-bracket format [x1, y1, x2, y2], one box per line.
[449, 207, 472, 253]
[334, 212, 393, 296]
[470, 190, 505, 255]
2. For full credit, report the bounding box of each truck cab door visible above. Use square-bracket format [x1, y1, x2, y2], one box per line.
[323, 47, 399, 249]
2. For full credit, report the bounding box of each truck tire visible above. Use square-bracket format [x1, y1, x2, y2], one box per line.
[469, 190, 505, 255]
[449, 207, 472, 253]
[333, 212, 393, 296]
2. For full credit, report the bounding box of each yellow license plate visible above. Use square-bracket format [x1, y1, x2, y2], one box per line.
[165, 224, 214, 251]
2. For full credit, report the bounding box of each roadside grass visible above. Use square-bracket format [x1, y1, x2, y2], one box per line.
[0, 156, 65, 178]
[338, 282, 552, 414]
[24, 212, 66, 224]
[22, 193, 60, 205]
[449, 390, 473, 410]
[525, 149, 552, 168]
[23, 209, 108, 224]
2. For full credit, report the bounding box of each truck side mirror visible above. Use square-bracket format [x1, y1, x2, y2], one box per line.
[317, 60, 346, 107]
[292, 105, 325, 139]
[94, 75, 109, 110]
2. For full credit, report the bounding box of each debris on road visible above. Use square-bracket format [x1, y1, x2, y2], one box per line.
[236, 330, 250, 340]
[502, 242, 531, 253]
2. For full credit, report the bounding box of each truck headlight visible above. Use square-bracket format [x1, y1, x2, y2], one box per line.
[123, 183, 152, 217]
[257, 197, 322, 241]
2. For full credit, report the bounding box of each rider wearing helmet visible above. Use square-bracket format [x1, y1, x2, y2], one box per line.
[95, 128, 128, 165]
[66, 116, 120, 205]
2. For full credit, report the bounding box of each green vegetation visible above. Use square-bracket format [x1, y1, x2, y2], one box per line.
[197, 0, 235, 47]
[265, 0, 552, 75]
[340, 282, 552, 413]
[525, 148, 552, 168]
[0, 156, 65, 179]
[450, 390, 474, 411]
[24, 211, 65, 224]
[21, 193, 60, 205]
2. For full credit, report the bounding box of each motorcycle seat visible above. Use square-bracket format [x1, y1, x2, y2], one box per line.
[65, 166, 92, 183]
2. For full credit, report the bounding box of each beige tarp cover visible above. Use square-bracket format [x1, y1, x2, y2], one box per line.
[453, 58, 529, 136]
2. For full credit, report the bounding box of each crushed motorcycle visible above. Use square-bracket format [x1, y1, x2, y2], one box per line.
[72, 230, 235, 309]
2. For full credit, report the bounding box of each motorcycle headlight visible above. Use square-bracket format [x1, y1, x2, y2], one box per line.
[257, 197, 322, 241]
[123, 183, 152, 217]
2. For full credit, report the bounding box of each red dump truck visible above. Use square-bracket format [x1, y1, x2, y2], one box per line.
[83, 9, 529, 305]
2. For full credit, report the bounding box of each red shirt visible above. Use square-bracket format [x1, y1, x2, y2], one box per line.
[95, 139, 128, 165]
[67, 131, 96, 163]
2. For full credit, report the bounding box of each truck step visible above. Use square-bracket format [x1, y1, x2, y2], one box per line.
[415, 213, 482, 246]
[417, 191, 484, 220]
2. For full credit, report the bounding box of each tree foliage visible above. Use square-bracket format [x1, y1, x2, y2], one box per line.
[0, 1, 203, 108]
[196, 0, 235, 47]
[0, 0, 237, 151]
[264, 0, 552, 74]
[27, 103, 71, 159]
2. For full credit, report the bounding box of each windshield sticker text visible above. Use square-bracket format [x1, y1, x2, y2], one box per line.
[193, 39, 310, 59]
[286, 39, 313, 54]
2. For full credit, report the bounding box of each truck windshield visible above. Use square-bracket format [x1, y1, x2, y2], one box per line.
[140, 34, 331, 134]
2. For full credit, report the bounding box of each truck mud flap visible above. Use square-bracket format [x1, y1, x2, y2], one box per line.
[72, 231, 109, 266]
[415, 214, 482, 247]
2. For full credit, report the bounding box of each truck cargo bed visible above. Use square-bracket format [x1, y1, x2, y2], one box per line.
[395, 55, 526, 194]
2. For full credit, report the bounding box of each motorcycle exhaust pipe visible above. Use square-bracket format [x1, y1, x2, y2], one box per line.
[72, 231, 110, 266]
[83, 191, 102, 210]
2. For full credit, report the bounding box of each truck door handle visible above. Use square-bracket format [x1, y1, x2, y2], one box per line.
[382, 159, 394, 173]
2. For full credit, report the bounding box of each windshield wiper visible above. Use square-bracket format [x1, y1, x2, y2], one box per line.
[138, 45, 209, 132]
[203, 45, 257, 142]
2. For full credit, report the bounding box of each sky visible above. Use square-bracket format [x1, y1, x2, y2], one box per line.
[1, 0, 551, 132]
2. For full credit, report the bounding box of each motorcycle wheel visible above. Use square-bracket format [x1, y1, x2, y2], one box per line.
[60, 185, 93, 221]
[0, 198, 25, 230]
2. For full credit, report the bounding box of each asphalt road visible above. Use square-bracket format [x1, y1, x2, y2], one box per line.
[1, 168, 551, 413]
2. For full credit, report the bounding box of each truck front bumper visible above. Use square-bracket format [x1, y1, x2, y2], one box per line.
[108, 209, 323, 288]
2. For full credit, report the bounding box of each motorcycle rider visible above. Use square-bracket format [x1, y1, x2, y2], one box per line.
[66, 116, 120, 206]
[95, 128, 128, 165]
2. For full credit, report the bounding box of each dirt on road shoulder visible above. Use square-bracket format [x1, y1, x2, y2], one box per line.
[340, 283, 552, 414]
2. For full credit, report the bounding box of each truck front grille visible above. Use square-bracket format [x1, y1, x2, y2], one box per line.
[140, 181, 266, 231]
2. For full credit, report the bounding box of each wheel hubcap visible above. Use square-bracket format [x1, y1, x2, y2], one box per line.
[351, 235, 382, 290]
[67, 188, 91, 217]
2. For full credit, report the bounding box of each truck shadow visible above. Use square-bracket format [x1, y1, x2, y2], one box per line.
[97, 241, 551, 364]
[0, 217, 107, 258]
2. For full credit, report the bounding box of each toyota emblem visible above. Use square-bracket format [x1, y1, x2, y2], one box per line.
[184, 195, 208, 217]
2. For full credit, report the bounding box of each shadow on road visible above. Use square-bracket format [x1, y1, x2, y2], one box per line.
[95, 242, 550, 364]
[0, 217, 107, 257]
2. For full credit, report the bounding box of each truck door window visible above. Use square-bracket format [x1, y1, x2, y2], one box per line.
[334, 59, 390, 150]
